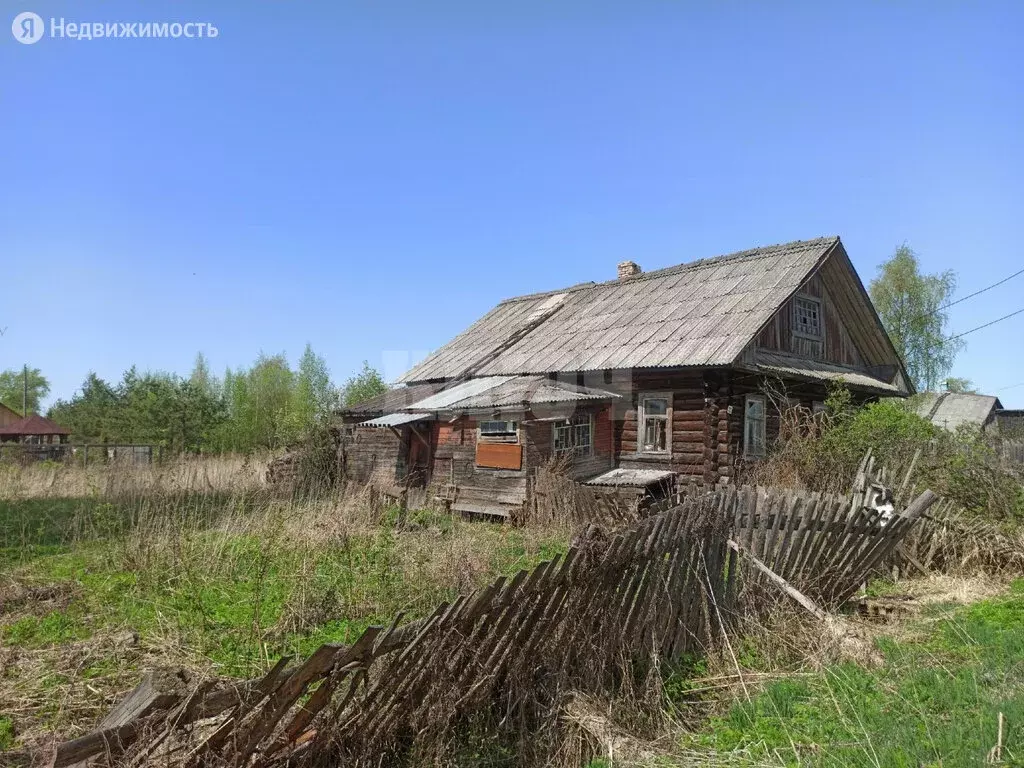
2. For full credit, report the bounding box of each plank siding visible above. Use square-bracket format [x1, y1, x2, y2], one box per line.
[341, 428, 405, 486]
[754, 273, 865, 368]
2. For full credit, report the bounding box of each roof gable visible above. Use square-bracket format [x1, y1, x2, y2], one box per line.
[738, 240, 914, 395]
[400, 237, 842, 382]
[0, 402, 23, 427]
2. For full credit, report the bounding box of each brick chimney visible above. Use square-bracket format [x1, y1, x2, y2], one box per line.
[617, 260, 642, 280]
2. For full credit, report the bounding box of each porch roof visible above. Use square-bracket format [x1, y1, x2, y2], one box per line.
[584, 468, 676, 488]
[359, 412, 432, 429]
[401, 375, 621, 413]
[750, 353, 904, 396]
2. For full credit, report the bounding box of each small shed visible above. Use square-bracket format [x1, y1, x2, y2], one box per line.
[0, 414, 72, 444]
[912, 392, 1003, 432]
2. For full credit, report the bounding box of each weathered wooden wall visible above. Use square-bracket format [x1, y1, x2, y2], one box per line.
[754, 273, 866, 368]
[615, 371, 708, 481]
[340, 427, 405, 486]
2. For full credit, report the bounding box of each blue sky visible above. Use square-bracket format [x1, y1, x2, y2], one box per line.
[2, 1, 1022, 407]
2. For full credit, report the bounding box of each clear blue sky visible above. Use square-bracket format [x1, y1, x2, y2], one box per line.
[2, 1, 1023, 407]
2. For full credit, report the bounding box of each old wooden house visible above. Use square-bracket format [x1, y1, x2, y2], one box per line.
[338, 236, 911, 517]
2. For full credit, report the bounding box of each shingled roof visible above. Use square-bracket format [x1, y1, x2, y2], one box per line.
[400, 237, 850, 383]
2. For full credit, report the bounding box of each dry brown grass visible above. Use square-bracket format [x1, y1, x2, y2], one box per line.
[0, 453, 270, 500]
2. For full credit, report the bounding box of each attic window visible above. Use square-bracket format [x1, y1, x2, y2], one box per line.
[793, 296, 822, 339]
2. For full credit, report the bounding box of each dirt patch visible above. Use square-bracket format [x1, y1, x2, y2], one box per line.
[0, 579, 80, 618]
[899, 573, 1012, 605]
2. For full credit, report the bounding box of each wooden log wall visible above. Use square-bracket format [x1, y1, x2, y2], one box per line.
[340, 428, 403, 486]
[616, 372, 708, 481]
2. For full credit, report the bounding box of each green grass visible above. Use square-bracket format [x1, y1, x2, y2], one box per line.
[0, 492, 242, 567]
[0, 487, 571, 748]
[2, 497, 569, 677]
[687, 580, 1024, 767]
[0, 716, 14, 751]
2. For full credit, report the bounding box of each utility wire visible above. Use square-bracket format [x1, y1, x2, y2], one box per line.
[946, 306, 1024, 341]
[996, 381, 1024, 392]
[925, 265, 1024, 317]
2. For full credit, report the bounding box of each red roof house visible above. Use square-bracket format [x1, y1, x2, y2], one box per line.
[0, 414, 71, 444]
[0, 402, 22, 429]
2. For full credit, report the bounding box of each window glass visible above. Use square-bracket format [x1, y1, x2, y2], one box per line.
[744, 394, 766, 457]
[553, 412, 593, 457]
[794, 296, 822, 338]
[640, 395, 670, 453]
[479, 420, 519, 443]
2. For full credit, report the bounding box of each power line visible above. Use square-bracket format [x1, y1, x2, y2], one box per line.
[946, 306, 1024, 341]
[925, 265, 1024, 317]
[996, 381, 1024, 392]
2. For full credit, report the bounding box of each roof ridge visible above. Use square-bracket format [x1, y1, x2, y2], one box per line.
[497, 236, 839, 305]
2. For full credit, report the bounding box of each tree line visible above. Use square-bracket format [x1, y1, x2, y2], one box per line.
[0, 348, 387, 453]
[1, 244, 987, 451]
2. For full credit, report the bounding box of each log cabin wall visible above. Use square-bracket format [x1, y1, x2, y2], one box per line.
[706, 370, 883, 486]
[615, 371, 709, 483]
[753, 273, 865, 368]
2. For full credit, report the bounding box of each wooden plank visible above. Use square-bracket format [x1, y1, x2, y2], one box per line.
[474, 442, 523, 470]
[729, 539, 827, 620]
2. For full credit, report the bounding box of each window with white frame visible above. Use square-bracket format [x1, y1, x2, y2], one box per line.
[478, 419, 519, 443]
[793, 296, 822, 339]
[639, 394, 670, 453]
[744, 394, 766, 457]
[553, 412, 593, 457]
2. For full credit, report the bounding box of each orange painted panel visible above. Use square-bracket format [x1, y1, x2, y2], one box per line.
[475, 442, 523, 470]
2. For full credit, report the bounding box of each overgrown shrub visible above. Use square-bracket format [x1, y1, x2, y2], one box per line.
[757, 384, 1024, 523]
[756, 385, 937, 491]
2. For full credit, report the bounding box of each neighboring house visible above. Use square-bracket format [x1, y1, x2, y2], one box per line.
[0, 402, 22, 429]
[911, 392, 1003, 432]
[338, 236, 912, 517]
[0, 413, 72, 444]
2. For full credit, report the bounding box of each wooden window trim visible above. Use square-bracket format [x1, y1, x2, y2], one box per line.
[792, 294, 824, 342]
[744, 394, 767, 458]
[637, 391, 672, 456]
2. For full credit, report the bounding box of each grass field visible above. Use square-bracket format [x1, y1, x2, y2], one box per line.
[0, 459, 571, 750]
[3, 459, 1022, 766]
[666, 578, 1024, 767]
